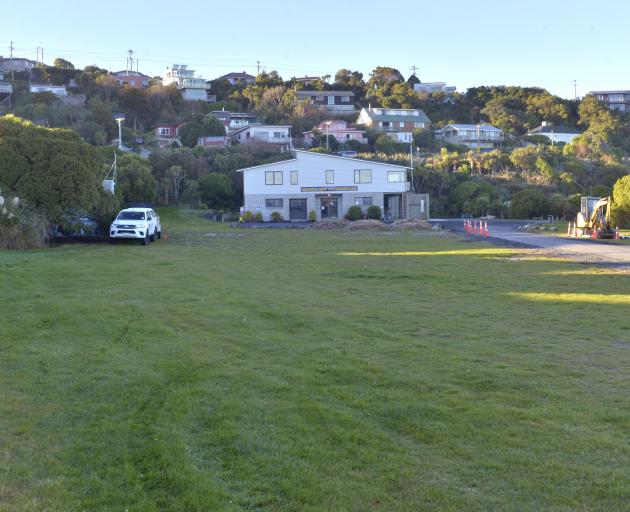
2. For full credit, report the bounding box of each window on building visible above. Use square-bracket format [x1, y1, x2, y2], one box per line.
[388, 171, 406, 183]
[273, 132, 284, 138]
[325, 170, 334, 184]
[341, 96, 350, 102]
[354, 169, 372, 184]
[290, 170, 298, 185]
[159, 128, 170, 136]
[265, 171, 283, 185]
[355, 197, 373, 206]
[265, 198, 283, 208]
[399, 122, 405, 128]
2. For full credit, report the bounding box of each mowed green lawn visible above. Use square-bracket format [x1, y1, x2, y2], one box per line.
[1, 210, 630, 511]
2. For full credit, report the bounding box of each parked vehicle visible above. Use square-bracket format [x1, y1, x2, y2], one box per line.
[109, 208, 161, 245]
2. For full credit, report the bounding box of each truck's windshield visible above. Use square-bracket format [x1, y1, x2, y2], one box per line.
[117, 211, 145, 220]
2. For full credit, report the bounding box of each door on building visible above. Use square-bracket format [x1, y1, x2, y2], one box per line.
[320, 197, 339, 219]
[289, 199, 307, 220]
[384, 194, 403, 220]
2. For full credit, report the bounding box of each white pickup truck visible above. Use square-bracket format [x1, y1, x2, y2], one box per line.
[109, 208, 161, 245]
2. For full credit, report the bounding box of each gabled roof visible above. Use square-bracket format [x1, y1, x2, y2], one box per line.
[297, 90, 355, 97]
[528, 124, 580, 135]
[231, 124, 292, 135]
[441, 123, 502, 132]
[113, 70, 151, 79]
[236, 150, 411, 172]
[211, 110, 259, 119]
[361, 107, 430, 125]
[219, 72, 255, 80]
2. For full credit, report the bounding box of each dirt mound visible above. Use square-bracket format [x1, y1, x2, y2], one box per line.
[391, 219, 433, 230]
[307, 219, 349, 230]
[345, 219, 391, 231]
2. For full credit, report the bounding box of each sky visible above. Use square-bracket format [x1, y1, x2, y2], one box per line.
[3, 0, 628, 99]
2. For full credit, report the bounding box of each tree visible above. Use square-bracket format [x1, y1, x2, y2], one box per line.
[612, 175, 630, 227]
[203, 115, 227, 136]
[53, 57, 75, 69]
[198, 173, 235, 209]
[509, 188, 549, 219]
[0, 115, 111, 224]
[115, 154, 156, 204]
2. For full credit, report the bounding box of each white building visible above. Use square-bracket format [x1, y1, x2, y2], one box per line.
[434, 123, 503, 150]
[238, 150, 429, 221]
[231, 124, 292, 150]
[527, 122, 580, 144]
[356, 107, 431, 143]
[163, 64, 213, 101]
[29, 84, 68, 97]
[414, 82, 456, 94]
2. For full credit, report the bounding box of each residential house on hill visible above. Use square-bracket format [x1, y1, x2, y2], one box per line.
[293, 76, 321, 86]
[0, 57, 37, 73]
[413, 82, 456, 95]
[30, 84, 68, 97]
[113, 70, 151, 89]
[154, 121, 187, 144]
[590, 90, 630, 112]
[356, 107, 431, 143]
[198, 135, 229, 148]
[434, 124, 503, 150]
[527, 122, 580, 144]
[237, 150, 429, 222]
[211, 110, 261, 133]
[163, 64, 215, 102]
[231, 125, 292, 151]
[303, 120, 367, 146]
[296, 90, 355, 113]
[218, 71, 256, 85]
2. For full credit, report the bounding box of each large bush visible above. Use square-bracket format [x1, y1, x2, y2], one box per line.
[509, 188, 549, 219]
[345, 205, 363, 221]
[0, 115, 110, 225]
[0, 192, 47, 249]
[612, 175, 630, 227]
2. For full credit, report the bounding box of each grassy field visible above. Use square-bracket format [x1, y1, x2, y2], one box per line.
[1, 209, 630, 511]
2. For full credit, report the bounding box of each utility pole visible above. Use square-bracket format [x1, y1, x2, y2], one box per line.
[9, 41, 14, 80]
[115, 117, 124, 150]
[257, 60, 260, 74]
[127, 49, 134, 75]
[571, 80, 578, 100]
[36, 46, 44, 67]
[410, 65, 418, 76]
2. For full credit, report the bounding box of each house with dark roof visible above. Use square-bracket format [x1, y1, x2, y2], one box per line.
[296, 90, 355, 113]
[527, 122, 580, 144]
[356, 107, 431, 143]
[590, 90, 630, 113]
[434, 124, 503, 150]
[218, 71, 256, 85]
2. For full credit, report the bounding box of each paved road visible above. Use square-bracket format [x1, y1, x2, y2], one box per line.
[436, 219, 630, 265]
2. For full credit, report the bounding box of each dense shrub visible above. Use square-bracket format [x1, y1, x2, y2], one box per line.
[367, 205, 382, 219]
[509, 188, 549, 219]
[308, 210, 317, 222]
[243, 210, 253, 222]
[270, 211, 284, 222]
[345, 205, 363, 221]
[254, 212, 263, 222]
[0, 193, 47, 249]
[612, 175, 630, 227]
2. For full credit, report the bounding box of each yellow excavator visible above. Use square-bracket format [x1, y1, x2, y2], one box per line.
[569, 196, 616, 239]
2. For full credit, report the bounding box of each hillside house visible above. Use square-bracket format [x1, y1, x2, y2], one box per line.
[590, 90, 630, 112]
[296, 90, 355, 112]
[434, 124, 503, 150]
[163, 64, 215, 101]
[218, 71, 256, 85]
[30, 84, 68, 97]
[413, 82, 457, 94]
[356, 107, 431, 143]
[0, 57, 37, 73]
[113, 70, 151, 89]
[154, 122, 187, 140]
[527, 122, 580, 144]
[303, 120, 367, 146]
[237, 150, 429, 222]
[231, 125, 292, 150]
[211, 110, 261, 133]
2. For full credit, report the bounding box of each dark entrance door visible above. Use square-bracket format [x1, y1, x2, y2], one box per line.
[384, 194, 402, 220]
[289, 199, 307, 220]
[320, 197, 339, 218]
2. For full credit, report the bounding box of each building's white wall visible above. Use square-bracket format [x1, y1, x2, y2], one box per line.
[182, 88, 207, 101]
[243, 152, 408, 196]
[540, 132, 579, 144]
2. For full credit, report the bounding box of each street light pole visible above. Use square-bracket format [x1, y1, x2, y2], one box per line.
[115, 117, 124, 150]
